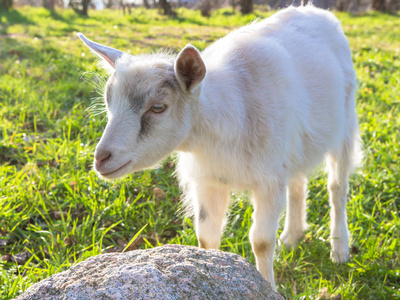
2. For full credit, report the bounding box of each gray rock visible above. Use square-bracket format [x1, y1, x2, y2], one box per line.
[15, 244, 283, 300]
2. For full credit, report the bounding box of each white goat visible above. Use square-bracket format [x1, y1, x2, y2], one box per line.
[78, 5, 362, 290]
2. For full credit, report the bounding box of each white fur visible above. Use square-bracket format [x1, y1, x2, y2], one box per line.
[78, 5, 362, 291]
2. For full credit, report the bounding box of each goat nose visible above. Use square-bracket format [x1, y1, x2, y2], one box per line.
[95, 150, 111, 168]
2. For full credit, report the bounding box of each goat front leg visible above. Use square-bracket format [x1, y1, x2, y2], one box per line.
[192, 184, 230, 249]
[250, 182, 286, 291]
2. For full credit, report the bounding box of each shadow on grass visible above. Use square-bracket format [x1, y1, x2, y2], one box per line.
[49, 9, 74, 23]
[0, 36, 38, 60]
[0, 145, 27, 166]
[48, 8, 87, 25]
[0, 8, 81, 36]
[124, 10, 209, 26]
[0, 10, 35, 34]
[174, 16, 208, 26]
[348, 10, 399, 18]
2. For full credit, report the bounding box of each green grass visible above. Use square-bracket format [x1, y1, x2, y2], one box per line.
[0, 6, 399, 299]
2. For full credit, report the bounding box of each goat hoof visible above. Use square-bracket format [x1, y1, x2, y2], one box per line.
[279, 230, 303, 248]
[330, 243, 349, 263]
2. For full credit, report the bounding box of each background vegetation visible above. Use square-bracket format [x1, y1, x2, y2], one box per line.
[0, 6, 399, 299]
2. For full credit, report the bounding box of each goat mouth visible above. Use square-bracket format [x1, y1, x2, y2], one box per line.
[99, 160, 131, 177]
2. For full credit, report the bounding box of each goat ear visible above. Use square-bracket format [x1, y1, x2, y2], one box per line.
[76, 33, 124, 69]
[174, 44, 206, 93]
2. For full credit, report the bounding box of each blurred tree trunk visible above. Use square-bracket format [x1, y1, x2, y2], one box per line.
[143, 0, 150, 8]
[43, 0, 55, 10]
[372, 0, 386, 11]
[199, 0, 212, 17]
[159, 0, 176, 16]
[81, 0, 90, 15]
[336, 0, 346, 11]
[69, 0, 91, 16]
[120, 0, 130, 14]
[387, 0, 400, 11]
[230, 0, 237, 12]
[240, 0, 252, 14]
[104, 0, 114, 9]
[0, 0, 13, 10]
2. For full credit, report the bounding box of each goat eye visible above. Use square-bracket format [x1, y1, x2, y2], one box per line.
[150, 104, 167, 113]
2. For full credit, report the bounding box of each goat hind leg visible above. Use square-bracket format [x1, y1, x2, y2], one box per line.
[193, 184, 229, 249]
[327, 148, 352, 263]
[280, 175, 308, 248]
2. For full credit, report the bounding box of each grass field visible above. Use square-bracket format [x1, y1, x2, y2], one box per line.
[0, 6, 399, 299]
